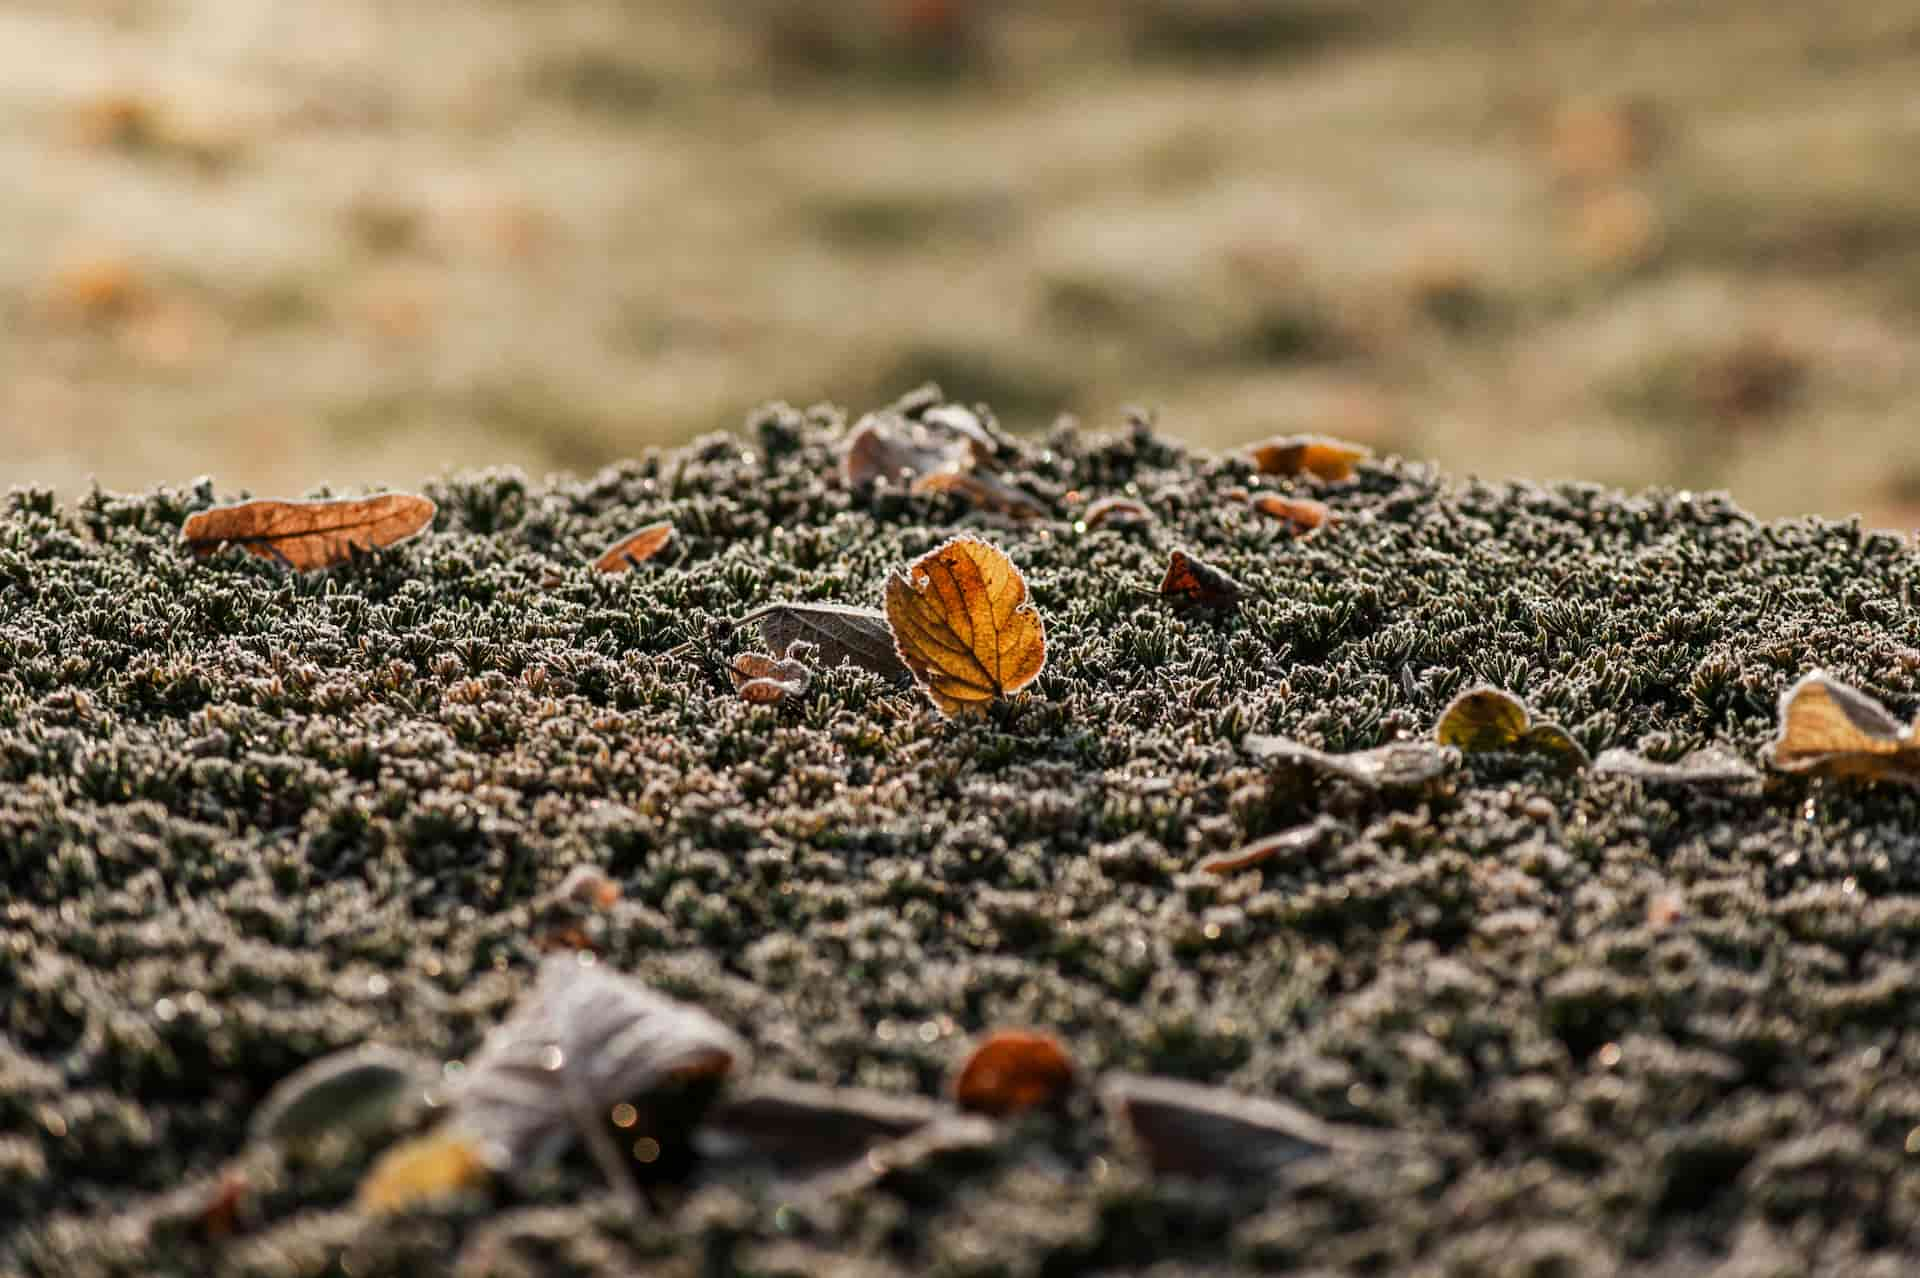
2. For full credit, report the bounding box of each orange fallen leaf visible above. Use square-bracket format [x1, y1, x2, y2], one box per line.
[180, 494, 437, 570]
[884, 536, 1046, 717]
[1246, 434, 1370, 482]
[1249, 493, 1331, 534]
[1157, 550, 1243, 611]
[593, 521, 673, 573]
[1768, 670, 1920, 786]
[910, 469, 1049, 520]
[1197, 816, 1342, 875]
[729, 647, 813, 705]
[952, 1029, 1076, 1118]
[356, 1127, 491, 1214]
[842, 416, 967, 488]
[1083, 496, 1153, 529]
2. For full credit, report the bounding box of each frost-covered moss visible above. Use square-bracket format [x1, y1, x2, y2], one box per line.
[6, 399, 1920, 1276]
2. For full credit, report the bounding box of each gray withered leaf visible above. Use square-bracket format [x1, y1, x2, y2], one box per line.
[734, 602, 911, 684]
[452, 955, 748, 1179]
[249, 1044, 438, 1147]
[1100, 1073, 1400, 1180]
[696, 1078, 948, 1179]
[1243, 734, 1458, 790]
[1593, 745, 1759, 786]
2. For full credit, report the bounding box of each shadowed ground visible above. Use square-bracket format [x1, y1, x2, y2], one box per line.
[5, 402, 1920, 1276]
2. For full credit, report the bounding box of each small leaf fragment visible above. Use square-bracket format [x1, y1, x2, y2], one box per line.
[1157, 550, 1243, 611]
[1768, 670, 1920, 785]
[842, 415, 968, 488]
[951, 1030, 1077, 1118]
[729, 648, 812, 705]
[356, 1126, 492, 1215]
[1249, 493, 1332, 534]
[1594, 746, 1758, 786]
[1197, 815, 1343, 875]
[734, 602, 911, 683]
[884, 536, 1047, 718]
[248, 1044, 437, 1148]
[922, 404, 999, 461]
[1242, 735, 1458, 790]
[1519, 722, 1592, 771]
[592, 521, 673, 573]
[911, 470, 1049, 520]
[1246, 434, 1371, 481]
[1083, 496, 1154, 529]
[1101, 1073, 1396, 1180]
[180, 493, 436, 570]
[696, 1079, 946, 1179]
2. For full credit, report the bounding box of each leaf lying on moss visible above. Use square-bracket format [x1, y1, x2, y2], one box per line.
[922, 403, 999, 462]
[452, 956, 747, 1195]
[1196, 815, 1344, 875]
[356, 1126, 492, 1215]
[1082, 496, 1154, 529]
[951, 1029, 1077, 1118]
[248, 1044, 437, 1148]
[911, 469, 1050, 520]
[1100, 1073, 1396, 1180]
[842, 415, 968, 488]
[1241, 735, 1458, 790]
[885, 536, 1046, 718]
[1436, 686, 1589, 771]
[697, 1079, 946, 1179]
[592, 521, 673, 573]
[1594, 745, 1758, 786]
[734, 602, 910, 683]
[179, 493, 436, 570]
[1157, 549, 1243, 611]
[1245, 434, 1371, 482]
[1249, 493, 1332, 534]
[729, 645, 813, 705]
[1768, 670, 1920, 786]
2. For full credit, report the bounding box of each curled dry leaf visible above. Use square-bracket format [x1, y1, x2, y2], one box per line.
[735, 602, 910, 683]
[592, 521, 673, 573]
[1082, 496, 1154, 530]
[697, 1079, 946, 1179]
[1246, 434, 1371, 482]
[951, 1029, 1077, 1118]
[842, 415, 968, 488]
[813, 1114, 1001, 1201]
[1436, 687, 1590, 771]
[356, 1126, 492, 1215]
[248, 1044, 437, 1148]
[1157, 550, 1243, 611]
[885, 537, 1046, 718]
[1101, 1073, 1396, 1180]
[1768, 670, 1920, 786]
[1249, 493, 1332, 535]
[453, 955, 747, 1193]
[1197, 814, 1344, 875]
[181, 494, 436, 571]
[729, 645, 813, 705]
[1242, 735, 1458, 790]
[1593, 745, 1758, 786]
[922, 404, 999, 462]
[911, 470, 1050, 520]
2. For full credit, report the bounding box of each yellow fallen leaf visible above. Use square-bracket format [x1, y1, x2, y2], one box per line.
[1769, 670, 1920, 786]
[884, 537, 1045, 717]
[356, 1126, 491, 1214]
[1436, 686, 1589, 771]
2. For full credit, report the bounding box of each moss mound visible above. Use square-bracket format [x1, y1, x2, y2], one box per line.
[6, 399, 1920, 1276]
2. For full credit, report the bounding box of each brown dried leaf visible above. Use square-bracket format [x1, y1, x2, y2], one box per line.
[592, 521, 673, 573]
[922, 403, 999, 462]
[1246, 434, 1371, 482]
[1157, 549, 1243, 611]
[885, 537, 1046, 718]
[910, 469, 1049, 520]
[1249, 493, 1332, 534]
[1197, 815, 1343, 875]
[842, 416, 967, 488]
[181, 494, 436, 571]
[729, 648, 812, 705]
[1242, 735, 1458, 790]
[1593, 746, 1758, 786]
[1083, 496, 1154, 529]
[735, 602, 910, 683]
[951, 1030, 1077, 1118]
[1768, 670, 1920, 786]
[1101, 1073, 1397, 1180]
[697, 1079, 945, 1179]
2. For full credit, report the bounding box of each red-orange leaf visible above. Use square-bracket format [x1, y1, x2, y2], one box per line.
[952, 1029, 1077, 1118]
[1083, 496, 1154, 529]
[593, 521, 673, 573]
[1246, 434, 1371, 482]
[1249, 493, 1331, 535]
[1157, 550, 1243, 611]
[180, 494, 436, 570]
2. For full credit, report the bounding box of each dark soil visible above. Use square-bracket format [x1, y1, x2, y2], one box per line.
[6, 398, 1920, 1277]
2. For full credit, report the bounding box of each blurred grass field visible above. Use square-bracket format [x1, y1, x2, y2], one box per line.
[5, 0, 1919, 523]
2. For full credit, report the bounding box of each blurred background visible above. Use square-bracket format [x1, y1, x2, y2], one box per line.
[5, 0, 1919, 522]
